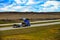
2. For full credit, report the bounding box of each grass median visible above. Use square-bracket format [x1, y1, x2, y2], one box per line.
[0, 24, 60, 40]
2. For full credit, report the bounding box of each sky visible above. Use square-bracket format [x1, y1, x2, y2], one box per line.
[0, 0, 60, 12]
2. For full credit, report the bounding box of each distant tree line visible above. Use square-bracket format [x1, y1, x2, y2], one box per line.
[0, 12, 60, 14]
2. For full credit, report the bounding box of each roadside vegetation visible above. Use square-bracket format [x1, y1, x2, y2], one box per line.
[0, 19, 22, 24]
[0, 24, 60, 40]
[0, 19, 60, 24]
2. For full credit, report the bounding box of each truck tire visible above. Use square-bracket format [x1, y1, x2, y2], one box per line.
[13, 24, 17, 28]
[22, 22, 26, 27]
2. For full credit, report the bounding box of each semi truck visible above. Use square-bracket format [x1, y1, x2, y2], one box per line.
[13, 18, 31, 28]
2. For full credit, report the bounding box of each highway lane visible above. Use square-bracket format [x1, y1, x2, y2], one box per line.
[0, 22, 60, 31]
[0, 19, 60, 26]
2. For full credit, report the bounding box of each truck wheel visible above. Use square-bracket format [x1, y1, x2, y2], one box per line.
[22, 22, 26, 27]
[13, 24, 17, 28]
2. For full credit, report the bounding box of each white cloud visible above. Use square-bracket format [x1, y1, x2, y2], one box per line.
[26, 0, 35, 5]
[0, 0, 60, 12]
[41, 1, 60, 7]
[40, 1, 60, 12]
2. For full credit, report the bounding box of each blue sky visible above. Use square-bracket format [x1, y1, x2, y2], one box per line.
[0, 0, 60, 12]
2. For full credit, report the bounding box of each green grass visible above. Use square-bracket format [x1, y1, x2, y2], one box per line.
[0, 24, 60, 40]
[0, 25, 12, 28]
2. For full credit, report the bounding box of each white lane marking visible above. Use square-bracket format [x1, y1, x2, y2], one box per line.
[0, 19, 60, 26]
[0, 22, 60, 31]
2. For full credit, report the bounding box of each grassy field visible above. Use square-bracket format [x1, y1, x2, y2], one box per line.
[0, 24, 60, 40]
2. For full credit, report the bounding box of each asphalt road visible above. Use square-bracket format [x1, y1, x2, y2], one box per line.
[0, 22, 60, 31]
[0, 19, 60, 26]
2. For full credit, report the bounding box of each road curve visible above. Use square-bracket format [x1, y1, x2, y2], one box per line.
[0, 22, 60, 31]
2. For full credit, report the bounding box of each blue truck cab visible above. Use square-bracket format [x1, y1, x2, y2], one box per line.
[23, 18, 31, 26]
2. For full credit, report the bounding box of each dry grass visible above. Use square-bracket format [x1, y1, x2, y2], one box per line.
[0, 13, 60, 19]
[1, 35, 34, 40]
[0, 24, 60, 40]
